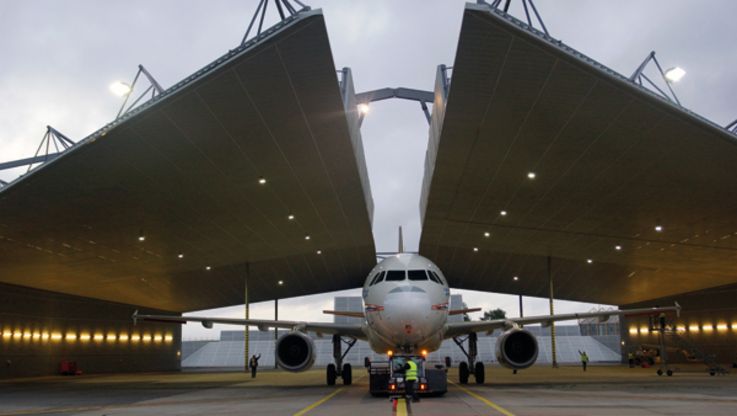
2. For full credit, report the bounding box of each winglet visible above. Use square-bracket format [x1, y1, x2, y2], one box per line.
[674, 301, 681, 318]
[132, 309, 139, 326]
[398, 226, 404, 253]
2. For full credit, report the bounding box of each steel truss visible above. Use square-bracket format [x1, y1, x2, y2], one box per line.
[726, 119, 737, 135]
[629, 51, 682, 106]
[116, 65, 164, 120]
[0, 126, 75, 185]
[479, 0, 549, 36]
[241, 0, 311, 45]
[355, 87, 435, 126]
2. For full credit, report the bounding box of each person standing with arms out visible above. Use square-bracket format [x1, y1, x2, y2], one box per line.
[628, 351, 635, 368]
[578, 350, 589, 372]
[249, 353, 261, 378]
[404, 358, 420, 402]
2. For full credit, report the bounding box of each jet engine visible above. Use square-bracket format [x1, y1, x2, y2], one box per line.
[495, 328, 538, 370]
[275, 331, 316, 372]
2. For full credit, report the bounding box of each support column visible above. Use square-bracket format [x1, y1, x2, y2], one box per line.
[518, 294, 524, 318]
[548, 255, 558, 368]
[274, 298, 279, 369]
[244, 263, 250, 373]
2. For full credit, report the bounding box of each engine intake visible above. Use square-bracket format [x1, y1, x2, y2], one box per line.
[276, 331, 316, 372]
[495, 328, 538, 370]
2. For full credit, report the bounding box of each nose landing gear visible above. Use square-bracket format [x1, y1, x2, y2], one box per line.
[453, 332, 485, 384]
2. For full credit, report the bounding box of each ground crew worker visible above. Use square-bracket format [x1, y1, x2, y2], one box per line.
[658, 312, 667, 331]
[249, 353, 261, 378]
[404, 358, 420, 402]
[628, 351, 635, 368]
[578, 350, 589, 372]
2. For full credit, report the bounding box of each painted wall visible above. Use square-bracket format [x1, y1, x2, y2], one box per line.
[620, 283, 737, 366]
[0, 282, 181, 378]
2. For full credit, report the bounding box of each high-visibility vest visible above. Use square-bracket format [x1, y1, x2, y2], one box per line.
[405, 360, 418, 381]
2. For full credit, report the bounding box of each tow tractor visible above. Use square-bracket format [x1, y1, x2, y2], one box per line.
[367, 353, 448, 396]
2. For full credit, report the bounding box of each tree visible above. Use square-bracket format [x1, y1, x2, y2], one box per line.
[481, 308, 506, 321]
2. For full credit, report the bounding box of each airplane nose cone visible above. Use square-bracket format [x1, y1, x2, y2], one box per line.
[383, 287, 432, 343]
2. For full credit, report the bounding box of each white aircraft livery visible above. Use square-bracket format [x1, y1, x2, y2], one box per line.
[134, 229, 680, 394]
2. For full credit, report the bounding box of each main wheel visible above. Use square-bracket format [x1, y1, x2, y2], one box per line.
[474, 362, 485, 384]
[666, 369, 673, 377]
[459, 362, 469, 384]
[327, 364, 337, 385]
[656, 369, 663, 376]
[342, 363, 353, 385]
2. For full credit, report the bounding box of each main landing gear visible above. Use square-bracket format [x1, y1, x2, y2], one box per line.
[327, 334, 357, 386]
[453, 332, 485, 384]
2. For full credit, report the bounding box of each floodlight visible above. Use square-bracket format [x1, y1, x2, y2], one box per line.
[513, 276, 519, 281]
[109, 81, 132, 96]
[664, 67, 686, 83]
[357, 103, 370, 115]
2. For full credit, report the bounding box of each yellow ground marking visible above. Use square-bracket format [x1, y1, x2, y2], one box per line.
[292, 387, 345, 416]
[396, 397, 408, 416]
[450, 381, 516, 416]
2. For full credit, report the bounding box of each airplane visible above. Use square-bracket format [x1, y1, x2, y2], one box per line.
[133, 228, 680, 394]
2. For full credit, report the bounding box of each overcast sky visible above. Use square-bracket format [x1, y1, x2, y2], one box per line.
[2, 1, 736, 340]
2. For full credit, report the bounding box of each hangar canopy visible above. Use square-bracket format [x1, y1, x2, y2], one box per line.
[0, 10, 376, 312]
[419, 3, 737, 305]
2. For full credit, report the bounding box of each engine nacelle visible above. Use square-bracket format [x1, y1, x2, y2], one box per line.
[276, 331, 316, 372]
[495, 328, 538, 370]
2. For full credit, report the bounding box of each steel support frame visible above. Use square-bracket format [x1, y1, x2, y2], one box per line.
[0, 126, 75, 174]
[479, 0, 550, 37]
[241, 0, 311, 45]
[629, 51, 681, 106]
[116, 65, 165, 120]
[726, 119, 737, 134]
[354, 87, 435, 126]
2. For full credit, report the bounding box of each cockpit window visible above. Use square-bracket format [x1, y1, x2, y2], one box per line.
[427, 270, 441, 284]
[369, 271, 384, 286]
[407, 270, 428, 281]
[384, 270, 406, 281]
[429, 270, 444, 285]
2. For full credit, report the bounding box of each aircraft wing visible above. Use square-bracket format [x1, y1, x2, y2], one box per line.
[132, 311, 366, 339]
[443, 303, 680, 339]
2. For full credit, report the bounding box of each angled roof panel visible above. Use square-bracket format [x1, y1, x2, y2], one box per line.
[420, 4, 737, 305]
[0, 10, 375, 312]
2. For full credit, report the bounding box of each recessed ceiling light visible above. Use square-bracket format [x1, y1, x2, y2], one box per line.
[513, 276, 519, 281]
[287, 214, 295, 221]
[177, 253, 184, 259]
[304, 235, 311, 240]
[527, 172, 536, 180]
[655, 225, 663, 232]
[258, 177, 267, 185]
[500, 210, 507, 216]
[205, 266, 211, 271]
[316, 250, 322, 255]
[586, 259, 593, 264]
[473, 247, 479, 252]
[277, 280, 284, 286]
[614, 245, 622, 251]
[483, 232, 491, 238]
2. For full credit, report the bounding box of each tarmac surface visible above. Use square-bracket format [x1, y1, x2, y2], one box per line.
[1, 364, 736, 415]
